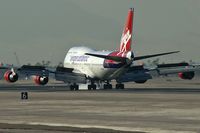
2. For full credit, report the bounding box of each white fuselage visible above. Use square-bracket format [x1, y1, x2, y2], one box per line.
[64, 46, 128, 80]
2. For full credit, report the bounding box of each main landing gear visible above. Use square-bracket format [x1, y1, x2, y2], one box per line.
[69, 81, 125, 91]
[103, 83, 112, 90]
[103, 83, 124, 89]
[88, 80, 96, 90]
[70, 83, 79, 91]
[115, 83, 124, 89]
[88, 84, 96, 90]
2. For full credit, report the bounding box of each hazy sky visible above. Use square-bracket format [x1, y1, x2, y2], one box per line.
[0, 0, 199, 65]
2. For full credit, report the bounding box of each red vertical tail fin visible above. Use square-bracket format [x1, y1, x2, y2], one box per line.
[119, 8, 134, 52]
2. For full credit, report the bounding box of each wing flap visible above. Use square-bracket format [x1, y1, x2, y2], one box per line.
[117, 66, 152, 82]
[142, 62, 197, 75]
[55, 67, 86, 84]
[18, 65, 86, 83]
[155, 63, 196, 75]
[17, 65, 49, 76]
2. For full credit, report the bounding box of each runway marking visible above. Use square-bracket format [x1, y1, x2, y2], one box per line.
[0, 121, 196, 133]
[25, 122, 141, 132]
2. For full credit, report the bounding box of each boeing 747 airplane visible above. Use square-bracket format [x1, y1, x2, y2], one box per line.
[1, 8, 197, 90]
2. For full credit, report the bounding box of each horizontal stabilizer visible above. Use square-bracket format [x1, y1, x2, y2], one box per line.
[85, 53, 127, 62]
[134, 51, 180, 61]
[86, 51, 179, 62]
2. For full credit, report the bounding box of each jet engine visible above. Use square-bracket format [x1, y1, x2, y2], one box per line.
[34, 76, 49, 85]
[178, 71, 195, 80]
[134, 80, 147, 84]
[4, 70, 18, 83]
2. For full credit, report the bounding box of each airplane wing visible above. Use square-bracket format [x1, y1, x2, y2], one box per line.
[117, 62, 199, 83]
[152, 62, 197, 75]
[116, 65, 152, 83]
[2, 65, 87, 85]
[0, 67, 8, 70]
[54, 67, 86, 84]
[17, 65, 50, 77]
[1, 62, 199, 86]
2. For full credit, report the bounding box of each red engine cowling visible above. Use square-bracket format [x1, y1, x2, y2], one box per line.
[34, 76, 49, 85]
[178, 72, 195, 80]
[4, 71, 18, 83]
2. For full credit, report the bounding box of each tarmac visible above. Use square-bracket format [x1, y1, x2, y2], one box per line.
[0, 77, 200, 133]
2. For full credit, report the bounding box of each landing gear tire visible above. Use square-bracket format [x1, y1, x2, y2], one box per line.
[75, 85, 79, 90]
[70, 85, 74, 91]
[88, 85, 96, 90]
[116, 84, 124, 89]
[70, 84, 79, 91]
[103, 84, 112, 90]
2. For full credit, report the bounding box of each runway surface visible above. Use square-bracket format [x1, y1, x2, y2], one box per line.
[0, 79, 200, 133]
